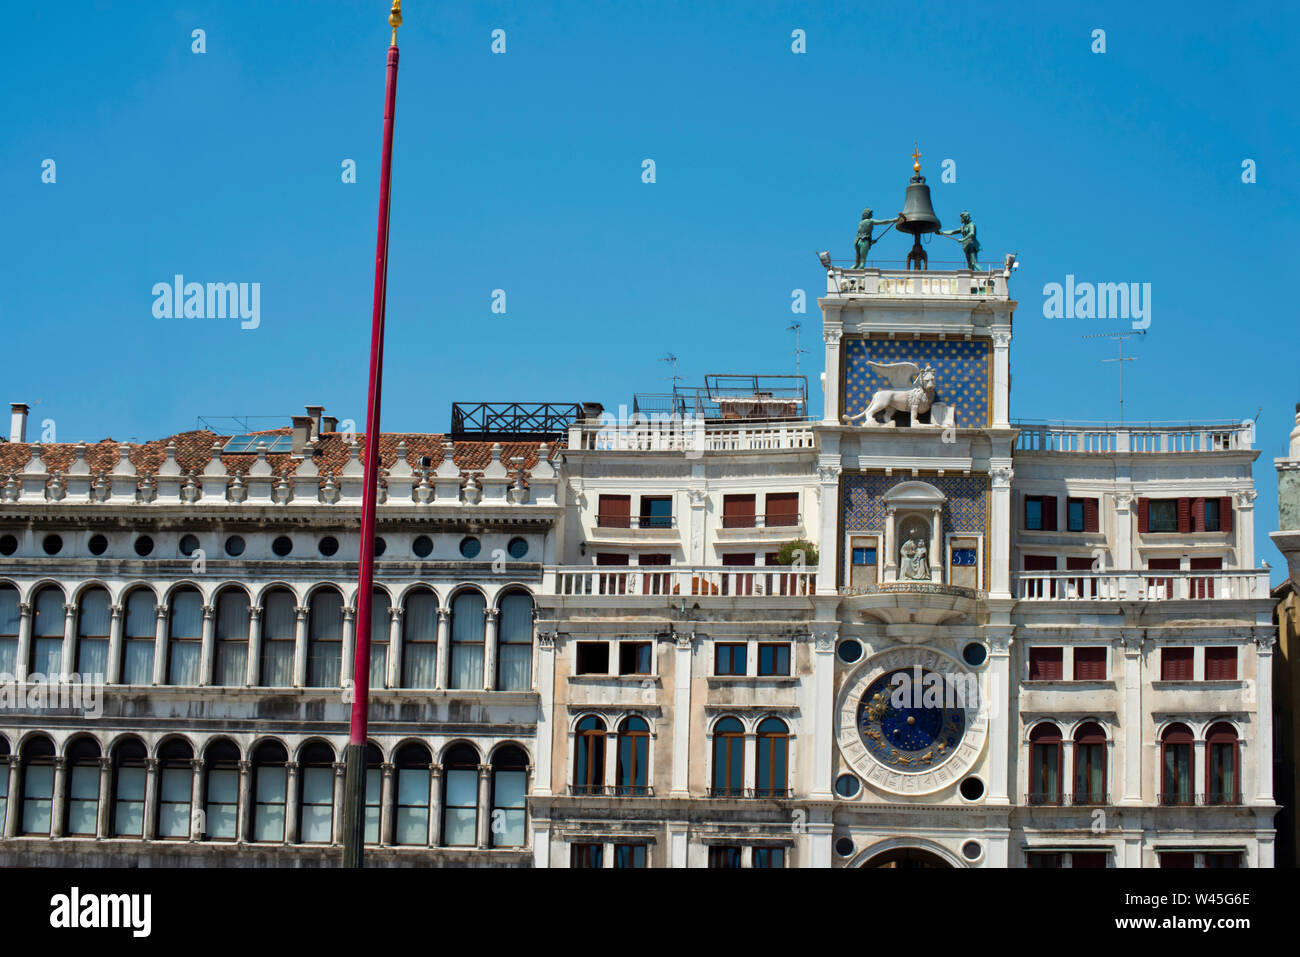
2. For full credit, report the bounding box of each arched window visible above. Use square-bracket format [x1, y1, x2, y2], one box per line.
[1207, 723, 1239, 805]
[615, 717, 649, 796]
[364, 743, 382, 844]
[368, 591, 391, 690]
[260, 589, 296, 687]
[712, 717, 744, 797]
[1028, 723, 1061, 805]
[497, 592, 534, 691]
[203, 739, 241, 841]
[121, 589, 156, 685]
[574, 716, 606, 795]
[157, 739, 193, 839]
[394, 742, 432, 845]
[450, 591, 486, 690]
[401, 589, 438, 689]
[0, 586, 19, 674]
[491, 746, 528, 847]
[111, 738, 148, 837]
[31, 586, 65, 676]
[755, 717, 789, 797]
[65, 737, 102, 836]
[252, 740, 288, 842]
[297, 741, 336, 844]
[442, 744, 480, 847]
[20, 735, 56, 835]
[76, 588, 111, 677]
[214, 589, 250, 686]
[1073, 722, 1107, 805]
[1160, 723, 1194, 806]
[307, 589, 343, 687]
[167, 587, 203, 685]
[0, 736, 9, 828]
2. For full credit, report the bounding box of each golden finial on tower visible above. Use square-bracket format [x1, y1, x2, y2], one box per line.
[389, 0, 403, 45]
[911, 142, 922, 176]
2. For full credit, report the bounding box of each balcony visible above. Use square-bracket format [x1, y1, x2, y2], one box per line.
[1014, 569, 1270, 602]
[1014, 420, 1253, 455]
[825, 265, 1007, 299]
[1027, 792, 1110, 807]
[1157, 792, 1241, 807]
[567, 785, 655, 797]
[593, 512, 677, 530]
[707, 787, 791, 799]
[546, 565, 816, 600]
[569, 418, 816, 453]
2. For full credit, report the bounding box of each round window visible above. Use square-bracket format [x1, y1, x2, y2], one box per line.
[42, 533, 64, 555]
[836, 639, 863, 664]
[373, 537, 387, 557]
[318, 536, 339, 557]
[133, 535, 153, 557]
[962, 642, 988, 667]
[88, 534, 108, 556]
[412, 535, 433, 558]
[961, 840, 983, 861]
[834, 773, 861, 798]
[507, 537, 528, 559]
[959, 776, 986, 802]
[224, 535, 246, 557]
[271, 536, 293, 557]
[179, 534, 201, 556]
[459, 536, 481, 559]
[834, 837, 855, 858]
[0, 534, 16, 556]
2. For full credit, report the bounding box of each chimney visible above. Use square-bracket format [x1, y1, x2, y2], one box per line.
[305, 405, 324, 441]
[9, 403, 29, 443]
[321, 415, 338, 435]
[291, 415, 313, 455]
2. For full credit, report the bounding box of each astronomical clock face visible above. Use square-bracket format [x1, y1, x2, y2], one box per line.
[836, 647, 988, 796]
[857, 668, 964, 772]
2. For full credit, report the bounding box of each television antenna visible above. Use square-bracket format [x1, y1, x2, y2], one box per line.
[787, 321, 809, 379]
[1082, 330, 1145, 423]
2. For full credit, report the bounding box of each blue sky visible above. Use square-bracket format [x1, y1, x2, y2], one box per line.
[2, 1, 1297, 571]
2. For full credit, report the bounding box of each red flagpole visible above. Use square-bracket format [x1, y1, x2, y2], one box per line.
[343, 0, 402, 869]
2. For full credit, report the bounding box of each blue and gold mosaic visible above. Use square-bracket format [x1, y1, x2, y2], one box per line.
[843, 336, 990, 429]
[842, 473, 988, 537]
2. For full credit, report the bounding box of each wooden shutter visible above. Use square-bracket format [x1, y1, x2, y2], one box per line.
[1041, 496, 1058, 531]
[1023, 555, 1057, 571]
[1029, 648, 1063, 681]
[722, 553, 755, 566]
[1073, 647, 1107, 680]
[1083, 498, 1099, 533]
[1137, 498, 1150, 533]
[1176, 498, 1191, 533]
[1160, 647, 1194, 681]
[1219, 496, 1233, 532]
[1205, 646, 1237, 681]
[598, 494, 630, 528]
[764, 493, 799, 527]
[1191, 497, 1206, 532]
[722, 494, 755, 528]
[596, 552, 629, 566]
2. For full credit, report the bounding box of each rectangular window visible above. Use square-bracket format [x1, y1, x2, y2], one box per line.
[764, 492, 799, 527]
[1204, 499, 1221, 532]
[112, 766, 145, 837]
[1148, 500, 1178, 533]
[851, 546, 877, 566]
[708, 845, 743, 868]
[1026, 852, 1063, 868]
[849, 536, 879, 588]
[395, 768, 431, 846]
[619, 641, 653, 675]
[443, 769, 477, 846]
[597, 494, 631, 528]
[65, 765, 99, 836]
[638, 553, 672, 596]
[571, 843, 604, 868]
[722, 494, 756, 529]
[1067, 499, 1084, 532]
[753, 847, 786, 868]
[639, 496, 673, 529]
[1205, 646, 1237, 681]
[1160, 647, 1194, 681]
[23, 764, 55, 834]
[253, 767, 287, 842]
[491, 770, 526, 848]
[1024, 495, 1057, 531]
[757, 643, 791, 676]
[205, 767, 239, 840]
[1158, 852, 1196, 869]
[1069, 852, 1108, 869]
[715, 643, 747, 676]
[614, 844, 648, 868]
[1028, 647, 1063, 681]
[575, 642, 610, 675]
[1073, 647, 1107, 681]
[299, 766, 334, 844]
[157, 766, 192, 838]
[1204, 852, 1240, 868]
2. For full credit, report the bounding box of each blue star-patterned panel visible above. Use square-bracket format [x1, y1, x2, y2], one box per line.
[843, 336, 990, 429]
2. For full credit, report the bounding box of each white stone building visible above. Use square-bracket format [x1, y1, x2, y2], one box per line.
[0, 249, 1276, 869]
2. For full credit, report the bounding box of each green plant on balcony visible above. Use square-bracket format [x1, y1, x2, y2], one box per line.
[774, 539, 818, 567]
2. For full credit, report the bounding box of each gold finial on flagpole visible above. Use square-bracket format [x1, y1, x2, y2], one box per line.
[389, 0, 402, 45]
[911, 141, 922, 176]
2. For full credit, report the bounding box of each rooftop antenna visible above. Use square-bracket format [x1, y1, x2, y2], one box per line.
[661, 353, 685, 414]
[787, 321, 809, 380]
[1082, 330, 1144, 423]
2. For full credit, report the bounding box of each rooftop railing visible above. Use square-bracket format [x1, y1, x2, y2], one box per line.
[1014, 420, 1253, 454]
[1015, 569, 1269, 602]
[545, 565, 817, 598]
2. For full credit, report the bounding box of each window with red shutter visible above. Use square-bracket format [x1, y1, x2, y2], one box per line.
[597, 495, 631, 528]
[1160, 647, 1194, 681]
[1205, 646, 1237, 681]
[1219, 496, 1233, 532]
[1073, 647, 1107, 680]
[722, 494, 756, 529]
[1029, 647, 1063, 681]
[1190, 556, 1222, 598]
[764, 492, 799, 527]
[1041, 496, 1058, 532]
[1176, 497, 1191, 533]
[1065, 555, 1096, 598]
[1192, 497, 1206, 532]
[1137, 498, 1150, 533]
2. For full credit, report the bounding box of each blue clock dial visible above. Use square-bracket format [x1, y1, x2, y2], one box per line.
[857, 668, 965, 771]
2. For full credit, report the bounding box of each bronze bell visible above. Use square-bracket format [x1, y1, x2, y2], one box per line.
[899, 180, 941, 236]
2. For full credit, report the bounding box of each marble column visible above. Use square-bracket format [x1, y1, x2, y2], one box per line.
[1255, 635, 1275, 803]
[380, 762, 395, 846]
[50, 757, 67, 838]
[152, 607, 169, 686]
[434, 609, 451, 690]
[61, 602, 76, 677]
[245, 606, 263, 687]
[990, 466, 1013, 597]
[14, 602, 32, 683]
[428, 765, 443, 847]
[96, 757, 112, 838]
[986, 631, 1013, 804]
[292, 605, 309, 688]
[475, 764, 491, 848]
[533, 632, 557, 796]
[198, 603, 216, 686]
[671, 632, 692, 797]
[332, 761, 346, 846]
[284, 761, 299, 844]
[483, 609, 499, 691]
[386, 607, 403, 690]
[340, 607, 356, 687]
[236, 760, 252, 843]
[142, 758, 159, 840]
[106, 603, 124, 685]
[189, 758, 205, 840]
[1120, 635, 1143, 805]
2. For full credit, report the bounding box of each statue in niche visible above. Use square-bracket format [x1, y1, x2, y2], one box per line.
[853, 208, 904, 269]
[843, 361, 937, 427]
[940, 210, 981, 271]
[899, 537, 931, 581]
